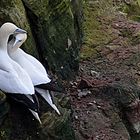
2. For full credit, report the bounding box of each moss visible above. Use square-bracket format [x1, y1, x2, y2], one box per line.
[83, 0, 116, 47]
[40, 107, 75, 140]
[121, 0, 140, 22]
[81, 0, 117, 59]
[0, 92, 6, 105]
[80, 45, 98, 59]
[0, 118, 11, 140]
[23, 0, 79, 79]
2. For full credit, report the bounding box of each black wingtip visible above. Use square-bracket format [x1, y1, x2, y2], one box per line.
[8, 94, 39, 113]
[35, 82, 65, 93]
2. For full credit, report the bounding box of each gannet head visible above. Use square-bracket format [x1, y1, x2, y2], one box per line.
[0, 22, 26, 35]
[14, 33, 27, 47]
[8, 33, 27, 53]
[0, 22, 27, 48]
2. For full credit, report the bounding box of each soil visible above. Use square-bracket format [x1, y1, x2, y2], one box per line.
[69, 13, 140, 140]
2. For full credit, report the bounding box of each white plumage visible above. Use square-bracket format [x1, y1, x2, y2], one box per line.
[0, 23, 34, 95]
[0, 22, 41, 123]
[8, 33, 60, 115]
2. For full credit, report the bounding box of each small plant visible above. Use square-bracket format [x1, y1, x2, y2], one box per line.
[0, 131, 5, 137]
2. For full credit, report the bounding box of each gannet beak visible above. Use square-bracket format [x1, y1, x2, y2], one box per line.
[12, 38, 20, 47]
[14, 28, 27, 34]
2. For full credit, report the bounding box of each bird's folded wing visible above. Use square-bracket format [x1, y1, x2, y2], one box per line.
[0, 68, 33, 94]
[11, 60, 34, 94]
[19, 49, 48, 76]
[16, 49, 51, 85]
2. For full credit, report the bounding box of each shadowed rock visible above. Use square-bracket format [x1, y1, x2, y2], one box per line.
[0, 91, 9, 126]
[22, 0, 80, 79]
[40, 106, 75, 140]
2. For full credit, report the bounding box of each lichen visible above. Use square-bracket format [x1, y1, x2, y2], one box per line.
[120, 0, 140, 22]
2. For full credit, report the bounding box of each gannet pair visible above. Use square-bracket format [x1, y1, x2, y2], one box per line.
[0, 23, 41, 123]
[0, 22, 60, 123]
[8, 32, 60, 115]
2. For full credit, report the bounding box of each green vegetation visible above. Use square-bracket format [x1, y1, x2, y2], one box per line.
[81, 0, 117, 59]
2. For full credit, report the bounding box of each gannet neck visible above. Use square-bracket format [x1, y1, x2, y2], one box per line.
[0, 29, 9, 50]
[0, 22, 18, 50]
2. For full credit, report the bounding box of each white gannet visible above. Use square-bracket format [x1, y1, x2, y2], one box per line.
[0, 22, 41, 123]
[8, 33, 60, 115]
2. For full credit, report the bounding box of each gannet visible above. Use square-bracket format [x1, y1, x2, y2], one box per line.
[8, 33, 60, 115]
[0, 22, 41, 123]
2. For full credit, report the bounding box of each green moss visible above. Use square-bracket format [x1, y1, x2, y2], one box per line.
[121, 0, 140, 22]
[0, 117, 11, 140]
[83, 0, 116, 46]
[0, 92, 6, 104]
[40, 107, 75, 140]
[81, 0, 117, 59]
[80, 46, 98, 59]
[23, 0, 79, 79]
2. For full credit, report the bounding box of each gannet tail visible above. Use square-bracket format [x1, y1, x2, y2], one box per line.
[35, 82, 64, 93]
[35, 88, 60, 115]
[29, 109, 42, 124]
[9, 94, 39, 112]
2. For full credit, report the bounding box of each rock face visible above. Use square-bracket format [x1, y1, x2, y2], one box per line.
[0, 92, 9, 126]
[40, 107, 75, 140]
[22, 0, 81, 79]
[0, 0, 81, 140]
[0, 0, 81, 78]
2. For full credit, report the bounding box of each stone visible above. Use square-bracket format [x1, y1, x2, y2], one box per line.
[40, 107, 75, 140]
[22, 0, 80, 79]
[0, 92, 9, 126]
[78, 78, 93, 89]
[77, 89, 91, 98]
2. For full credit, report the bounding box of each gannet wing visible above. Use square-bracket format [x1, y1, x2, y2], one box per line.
[35, 82, 64, 92]
[8, 94, 38, 111]
[0, 68, 33, 94]
[18, 48, 48, 76]
[12, 49, 51, 85]
[11, 61, 35, 94]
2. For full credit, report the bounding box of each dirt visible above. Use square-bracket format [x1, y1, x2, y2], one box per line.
[69, 10, 140, 140]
